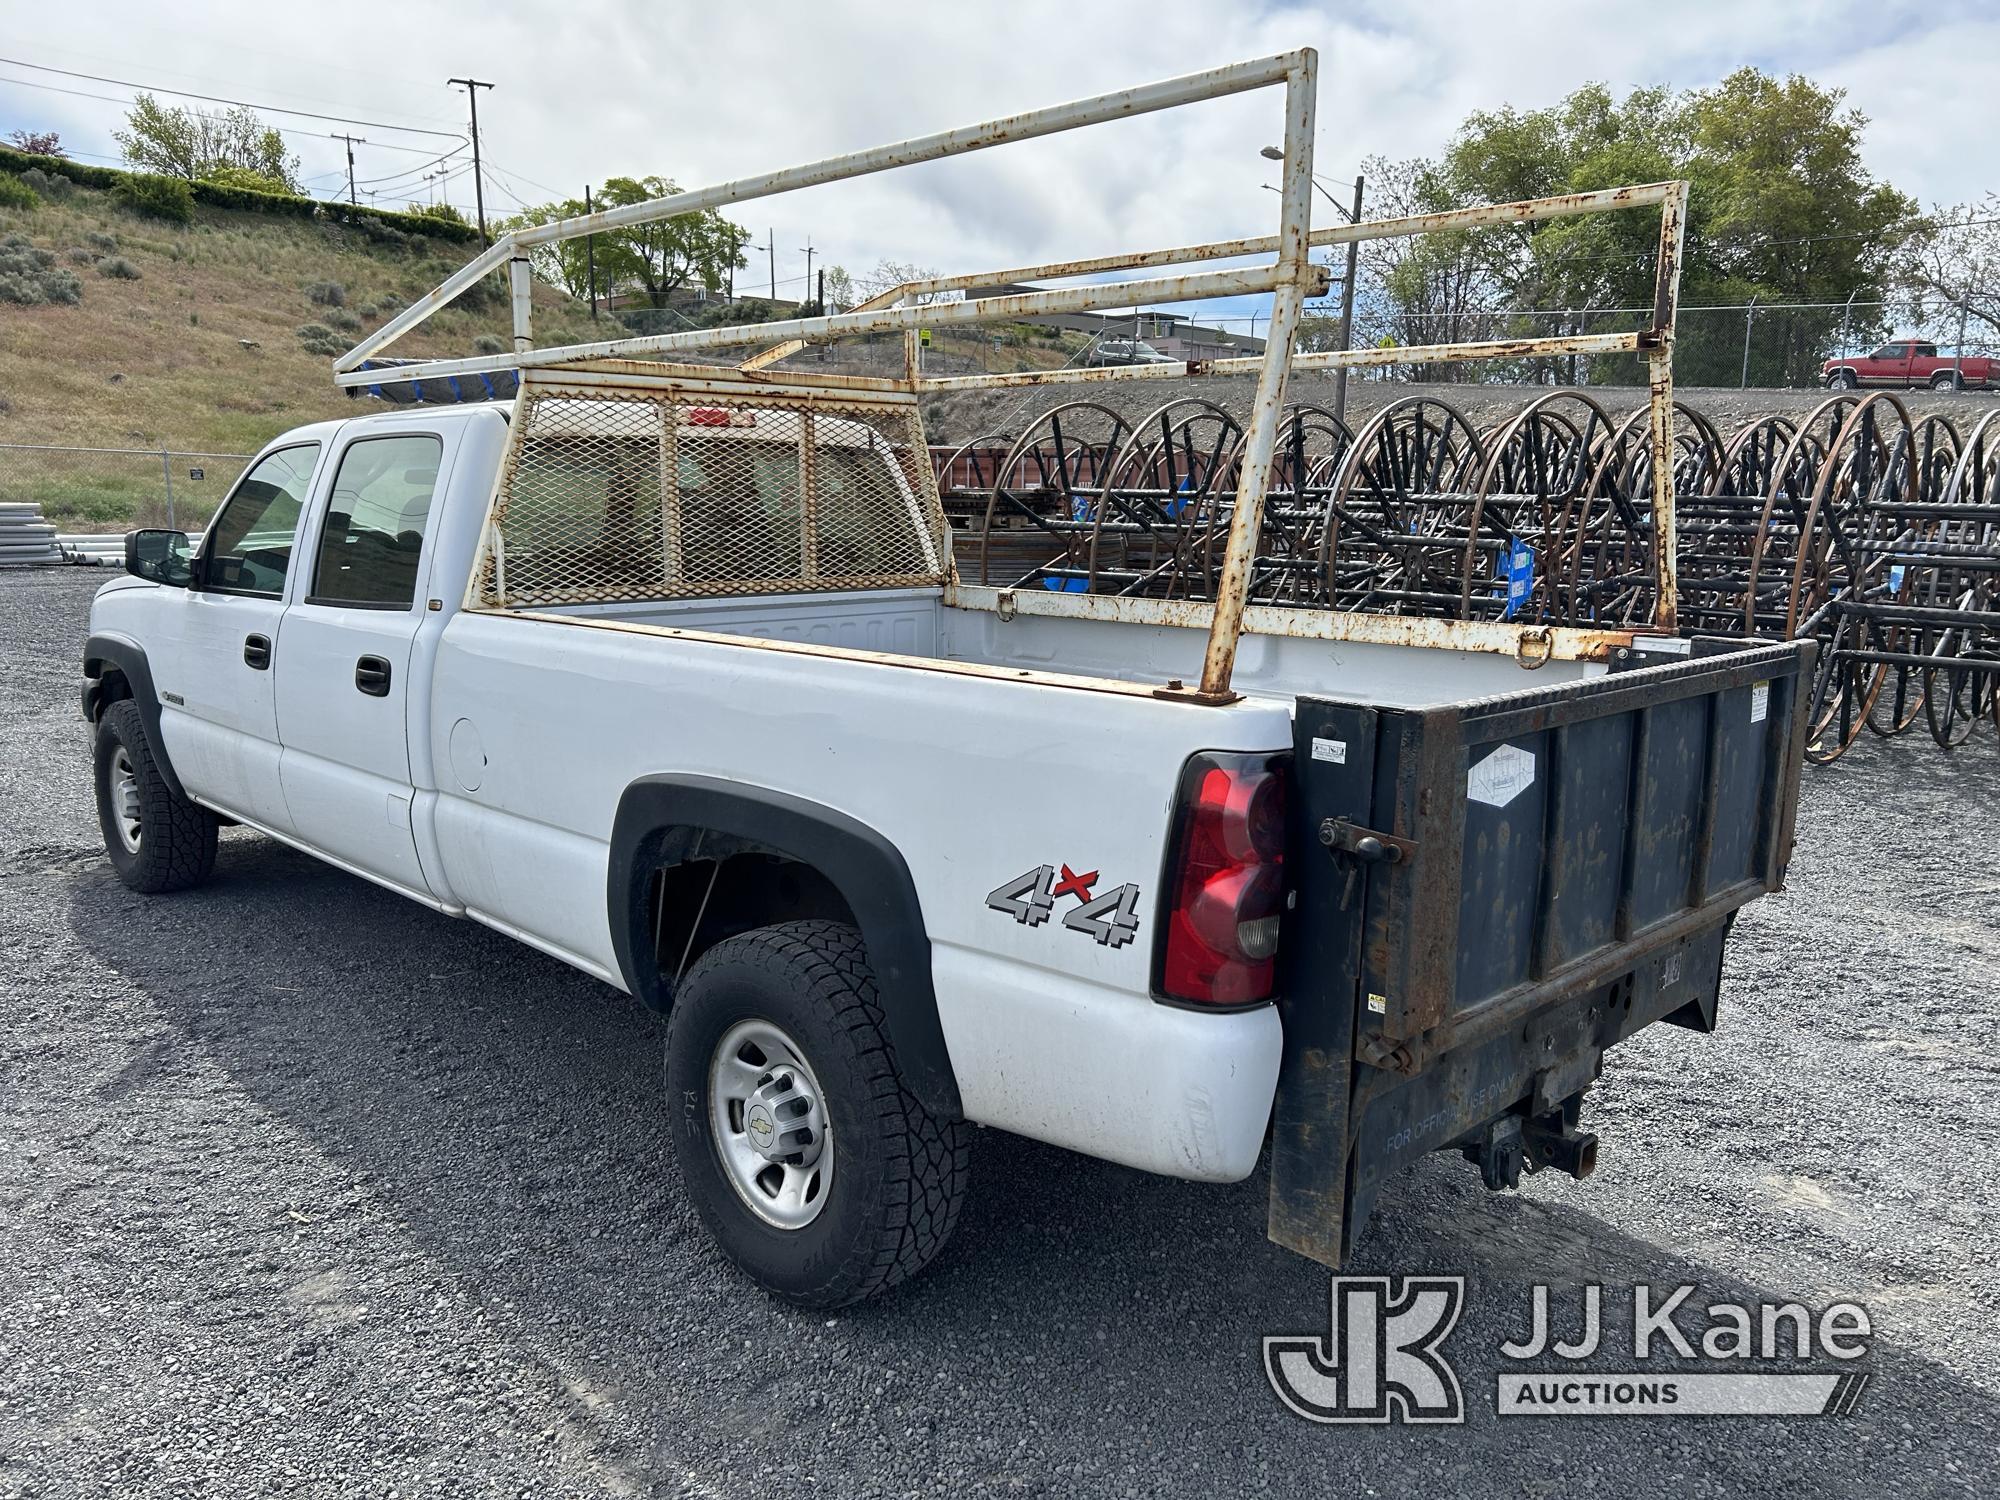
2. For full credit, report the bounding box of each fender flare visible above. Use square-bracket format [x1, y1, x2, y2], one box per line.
[82, 632, 188, 801]
[607, 774, 962, 1120]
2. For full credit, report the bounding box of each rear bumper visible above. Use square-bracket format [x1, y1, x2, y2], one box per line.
[931, 943, 1282, 1181]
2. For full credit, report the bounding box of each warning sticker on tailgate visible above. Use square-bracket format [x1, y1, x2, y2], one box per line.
[1467, 744, 1536, 808]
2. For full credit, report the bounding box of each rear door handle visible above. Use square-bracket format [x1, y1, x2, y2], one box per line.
[243, 633, 271, 670]
[354, 655, 392, 697]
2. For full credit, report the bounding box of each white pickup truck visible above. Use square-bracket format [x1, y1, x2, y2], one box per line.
[83, 371, 1813, 1306]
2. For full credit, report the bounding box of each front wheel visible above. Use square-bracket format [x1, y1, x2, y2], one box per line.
[93, 699, 218, 893]
[1826, 369, 1858, 390]
[665, 920, 970, 1307]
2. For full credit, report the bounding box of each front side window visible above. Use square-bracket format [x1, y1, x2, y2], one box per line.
[203, 444, 320, 596]
[310, 435, 443, 607]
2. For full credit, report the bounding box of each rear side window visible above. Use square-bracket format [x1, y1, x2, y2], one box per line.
[310, 435, 443, 608]
[204, 444, 320, 596]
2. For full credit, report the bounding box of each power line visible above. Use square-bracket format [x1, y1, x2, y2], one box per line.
[354, 145, 467, 190]
[481, 156, 566, 200]
[0, 54, 464, 138]
[14, 40, 462, 127]
[0, 72, 460, 157]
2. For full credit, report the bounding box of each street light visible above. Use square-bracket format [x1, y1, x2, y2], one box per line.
[1260, 148, 1364, 423]
[1260, 147, 1362, 224]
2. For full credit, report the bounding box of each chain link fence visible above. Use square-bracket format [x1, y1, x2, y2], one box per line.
[1330, 299, 1999, 389]
[0, 444, 252, 533]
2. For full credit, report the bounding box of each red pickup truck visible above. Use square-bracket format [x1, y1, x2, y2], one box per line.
[1824, 340, 1995, 391]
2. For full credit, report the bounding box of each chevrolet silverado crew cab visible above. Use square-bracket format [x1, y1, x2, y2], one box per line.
[83, 367, 1812, 1308]
[1823, 339, 1995, 391]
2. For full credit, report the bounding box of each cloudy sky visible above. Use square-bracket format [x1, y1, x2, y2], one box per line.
[3, 0, 1993, 325]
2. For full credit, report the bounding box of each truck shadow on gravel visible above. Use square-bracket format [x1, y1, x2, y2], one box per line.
[66, 830, 1993, 1495]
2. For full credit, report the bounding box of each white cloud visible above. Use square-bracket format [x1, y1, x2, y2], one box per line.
[4, 0, 1991, 306]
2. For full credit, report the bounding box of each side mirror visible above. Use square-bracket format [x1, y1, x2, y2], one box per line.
[126, 529, 194, 588]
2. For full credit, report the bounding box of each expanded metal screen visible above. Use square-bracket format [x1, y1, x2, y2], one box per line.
[473, 378, 952, 609]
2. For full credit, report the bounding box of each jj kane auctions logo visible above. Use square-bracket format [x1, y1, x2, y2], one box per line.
[1265, 1278, 1873, 1423]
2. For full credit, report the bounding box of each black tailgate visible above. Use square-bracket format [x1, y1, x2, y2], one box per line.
[1269, 638, 1815, 1265]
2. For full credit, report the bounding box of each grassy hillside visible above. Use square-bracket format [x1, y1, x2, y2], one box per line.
[0, 171, 598, 529]
[0, 164, 1092, 532]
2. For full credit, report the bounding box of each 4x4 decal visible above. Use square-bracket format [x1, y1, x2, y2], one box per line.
[986, 863, 1141, 948]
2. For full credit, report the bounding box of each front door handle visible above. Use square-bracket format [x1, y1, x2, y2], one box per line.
[354, 655, 392, 697]
[243, 633, 271, 670]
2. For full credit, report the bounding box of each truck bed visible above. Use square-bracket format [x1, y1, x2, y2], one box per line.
[541, 587, 1611, 709]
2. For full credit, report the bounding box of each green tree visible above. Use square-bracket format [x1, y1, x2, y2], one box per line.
[500, 177, 749, 308]
[114, 94, 300, 193]
[1362, 71, 1913, 385]
[821, 264, 858, 312]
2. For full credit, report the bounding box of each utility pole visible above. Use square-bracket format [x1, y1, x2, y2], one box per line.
[1332, 173, 1363, 425]
[584, 184, 598, 320]
[1740, 294, 1758, 389]
[817, 266, 825, 315]
[447, 77, 494, 247]
[331, 133, 365, 204]
[800, 236, 815, 308]
[759, 229, 776, 300]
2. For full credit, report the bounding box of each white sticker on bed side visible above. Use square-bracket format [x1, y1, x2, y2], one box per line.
[1467, 743, 1536, 808]
[1311, 737, 1347, 764]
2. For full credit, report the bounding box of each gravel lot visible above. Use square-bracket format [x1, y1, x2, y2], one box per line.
[2, 566, 1995, 1498]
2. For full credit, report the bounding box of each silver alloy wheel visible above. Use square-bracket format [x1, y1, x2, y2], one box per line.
[708, 1018, 833, 1230]
[111, 745, 143, 854]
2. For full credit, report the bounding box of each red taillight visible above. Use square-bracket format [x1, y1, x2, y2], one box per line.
[683, 406, 754, 427]
[1157, 752, 1289, 1006]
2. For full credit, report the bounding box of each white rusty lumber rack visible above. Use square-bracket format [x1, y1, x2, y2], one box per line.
[335, 49, 1689, 701]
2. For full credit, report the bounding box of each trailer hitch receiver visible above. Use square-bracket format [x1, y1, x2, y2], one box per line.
[1459, 1095, 1600, 1192]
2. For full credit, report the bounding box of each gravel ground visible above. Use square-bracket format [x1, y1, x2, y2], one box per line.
[2, 566, 1996, 1498]
[919, 376, 1999, 446]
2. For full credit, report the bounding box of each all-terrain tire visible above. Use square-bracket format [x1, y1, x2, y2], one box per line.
[666, 919, 970, 1307]
[93, 698, 218, 893]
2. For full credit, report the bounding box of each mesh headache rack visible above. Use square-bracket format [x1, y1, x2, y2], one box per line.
[475, 370, 949, 609]
[332, 49, 1689, 699]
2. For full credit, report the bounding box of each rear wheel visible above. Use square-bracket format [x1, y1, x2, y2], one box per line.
[93, 699, 218, 893]
[665, 919, 970, 1307]
[1930, 370, 1964, 391]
